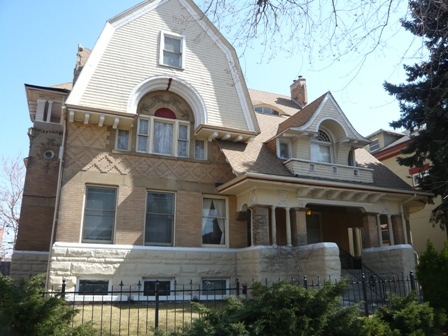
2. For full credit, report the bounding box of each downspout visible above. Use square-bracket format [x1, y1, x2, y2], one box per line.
[45, 104, 67, 289]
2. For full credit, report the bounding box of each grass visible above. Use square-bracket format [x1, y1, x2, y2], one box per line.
[70, 300, 225, 336]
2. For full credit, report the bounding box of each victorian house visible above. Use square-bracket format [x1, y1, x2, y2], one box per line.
[12, 0, 430, 295]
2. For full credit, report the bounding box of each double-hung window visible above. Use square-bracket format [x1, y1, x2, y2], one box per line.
[137, 116, 190, 157]
[145, 191, 175, 246]
[311, 130, 332, 163]
[202, 197, 227, 245]
[160, 32, 185, 68]
[117, 129, 130, 151]
[82, 186, 117, 243]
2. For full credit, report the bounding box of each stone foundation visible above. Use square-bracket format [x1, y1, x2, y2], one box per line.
[49, 242, 341, 290]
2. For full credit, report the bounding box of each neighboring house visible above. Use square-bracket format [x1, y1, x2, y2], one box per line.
[366, 129, 447, 254]
[12, 0, 430, 294]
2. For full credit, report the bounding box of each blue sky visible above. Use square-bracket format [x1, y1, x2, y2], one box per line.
[0, 1, 422, 162]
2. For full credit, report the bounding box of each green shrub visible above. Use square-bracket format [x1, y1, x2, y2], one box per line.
[174, 280, 362, 336]
[0, 274, 94, 336]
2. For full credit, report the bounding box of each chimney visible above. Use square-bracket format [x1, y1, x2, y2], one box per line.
[73, 44, 91, 85]
[290, 76, 308, 107]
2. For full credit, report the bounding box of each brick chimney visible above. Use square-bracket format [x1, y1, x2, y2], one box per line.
[290, 76, 308, 107]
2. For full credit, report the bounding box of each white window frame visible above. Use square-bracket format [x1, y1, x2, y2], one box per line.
[137, 116, 190, 158]
[202, 195, 228, 247]
[81, 185, 117, 244]
[277, 138, 291, 159]
[311, 130, 333, 163]
[159, 31, 185, 69]
[145, 191, 175, 246]
[116, 129, 130, 151]
[65, 278, 126, 302]
[369, 138, 380, 152]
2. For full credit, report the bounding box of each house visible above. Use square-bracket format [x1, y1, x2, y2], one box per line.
[366, 129, 447, 254]
[11, 0, 430, 294]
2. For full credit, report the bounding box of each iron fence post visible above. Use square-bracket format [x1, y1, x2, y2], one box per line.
[362, 273, 369, 316]
[155, 280, 159, 330]
[61, 279, 66, 299]
[236, 278, 240, 297]
[409, 271, 416, 292]
[303, 275, 308, 290]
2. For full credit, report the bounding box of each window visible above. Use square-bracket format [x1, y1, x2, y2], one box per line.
[143, 280, 171, 296]
[195, 140, 206, 160]
[202, 279, 228, 296]
[82, 187, 117, 243]
[78, 280, 109, 295]
[202, 197, 227, 245]
[145, 191, 175, 245]
[369, 139, 380, 152]
[311, 130, 332, 163]
[254, 106, 279, 116]
[137, 117, 190, 158]
[278, 139, 291, 159]
[160, 32, 185, 68]
[117, 129, 130, 150]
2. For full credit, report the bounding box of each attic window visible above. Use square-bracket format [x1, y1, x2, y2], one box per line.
[160, 32, 185, 69]
[315, 130, 331, 142]
[311, 129, 332, 163]
[254, 106, 279, 116]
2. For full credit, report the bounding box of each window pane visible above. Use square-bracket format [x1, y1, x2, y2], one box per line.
[139, 119, 149, 135]
[202, 279, 226, 295]
[82, 187, 116, 242]
[117, 130, 129, 150]
[78, 280, 109, 295]
[279, 142, 290, 159]
[178, 125, 188, 140]
[153, 122, 173, 155]
[202, 198, 226, 245]
[164, 36, 181, 53]
[146, 192, 174, 245]
[143, 280, 171, 296]
[195, 140, 205, 159]
[310, 143, 331, 163]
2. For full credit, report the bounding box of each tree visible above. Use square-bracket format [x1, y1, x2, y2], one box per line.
[198, 0, 411, 68]
[384, 0, 448, 232]
[0, 155, 25, 259]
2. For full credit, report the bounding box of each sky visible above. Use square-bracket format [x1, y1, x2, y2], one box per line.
[0, 0, 422, 162]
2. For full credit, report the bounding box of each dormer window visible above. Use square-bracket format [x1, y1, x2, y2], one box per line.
[277, 138, 291, 159]
[255, 106, 279, 116]
[311, 130, 332, 163]
[160, 32, 185, 68]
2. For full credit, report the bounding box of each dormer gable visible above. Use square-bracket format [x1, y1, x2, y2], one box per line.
[65, 0, 259, 144]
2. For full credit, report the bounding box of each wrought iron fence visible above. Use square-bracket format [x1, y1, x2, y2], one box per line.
[46, 272, 423, 336]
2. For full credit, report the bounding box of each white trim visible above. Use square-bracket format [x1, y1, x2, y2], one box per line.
[159, 31, 186, 69]
[128, 75, 207, 128]
[277, 138, 292, 159]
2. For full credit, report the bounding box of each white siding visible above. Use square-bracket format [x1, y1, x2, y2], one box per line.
[73, 0, 251, 131]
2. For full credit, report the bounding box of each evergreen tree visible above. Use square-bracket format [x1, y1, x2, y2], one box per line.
[384, 0, 448, 232]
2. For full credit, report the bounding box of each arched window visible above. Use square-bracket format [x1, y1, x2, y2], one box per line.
[311, 130, 332, 163]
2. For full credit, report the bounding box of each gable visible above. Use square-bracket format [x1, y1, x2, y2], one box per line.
[66, 0, 258, 136]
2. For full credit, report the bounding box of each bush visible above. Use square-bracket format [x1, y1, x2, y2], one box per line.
[0, 274, 94, 336]
[174, 280, 362, 336]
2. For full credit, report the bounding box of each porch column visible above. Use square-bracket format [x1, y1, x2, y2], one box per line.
[251, 206, 270, 245]
[387, 215, 395, 245]
[392, 215, 405, 244]
[271, 206, 277, 246]
[376, 214, 383, 245]
[285, 207, 292, 247]
[291, 208, 307, 246]
[46, 100, 53, 122]
[362, 213, 380, 248]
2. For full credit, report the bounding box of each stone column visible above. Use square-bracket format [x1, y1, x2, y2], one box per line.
[251, 206, 270, 246]
[271, 206, 277, 246]
[285, 207, 292, 247]
[362, 213, 380, 248]
[291, 208, 307, 246]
